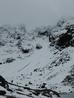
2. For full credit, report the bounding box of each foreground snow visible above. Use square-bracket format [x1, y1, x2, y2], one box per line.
[0, 35, 74, 97]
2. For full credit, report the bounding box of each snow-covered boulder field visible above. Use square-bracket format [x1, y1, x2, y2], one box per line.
[0, 18, 74, 98]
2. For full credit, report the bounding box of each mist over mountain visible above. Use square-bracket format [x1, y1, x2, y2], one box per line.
[0, 0, 74, 31]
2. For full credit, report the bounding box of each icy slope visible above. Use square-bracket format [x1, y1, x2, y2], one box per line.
[0, 36, 74, 92]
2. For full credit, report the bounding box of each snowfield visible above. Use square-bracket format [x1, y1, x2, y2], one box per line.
[0, 19, 74, 98]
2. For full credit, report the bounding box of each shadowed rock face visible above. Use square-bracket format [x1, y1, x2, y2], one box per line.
[57, 33, 72, 48]
[49, 24, 74, 49]
[0, 90, 6, 95]
[48, 22, 74, 49]
[0, 76, 9, 89]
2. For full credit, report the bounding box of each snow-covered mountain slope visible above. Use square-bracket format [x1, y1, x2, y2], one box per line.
[0, 19, 74, 98]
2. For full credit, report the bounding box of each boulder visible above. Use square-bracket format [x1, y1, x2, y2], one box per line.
[36, 44, 42, 49]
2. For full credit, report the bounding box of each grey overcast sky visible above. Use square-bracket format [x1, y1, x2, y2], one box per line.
[0, 0, 74, 31]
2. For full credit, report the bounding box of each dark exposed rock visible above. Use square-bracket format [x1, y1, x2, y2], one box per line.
[21, 48, 30, 53]
[0, 62, 2, 65]
[49, 35, 55, 42]
[65, 24, 74, 33]
[49, 31, 74, 49]
[0, 76, 9, 90]
[28, 82, 32, 85]
[34, 68, 38, 72]
[0, 90, 6, 95]
[56, 33, 72, 48]
[40, 83, 46, 88]
[6, 58, 15, 63]
[48, 23, 74, 49]
[38, 31, 48, 36]
[32, 89, 60, 97]
[36, 44, 42, 49]
[19, 45, 33, 54]
[63, 75, 73, 83]
[8, 82, 60, 97]
[62, 75, 74, 86]
[51, 52, 70, 67]
[16, 35, 21, 40]
[62, 65, 74, 87]
[70, 38, 74, 46]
